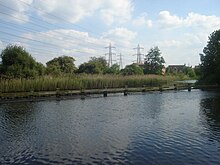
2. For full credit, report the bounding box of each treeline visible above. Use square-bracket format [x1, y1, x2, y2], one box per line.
[0, 45, 168, 78]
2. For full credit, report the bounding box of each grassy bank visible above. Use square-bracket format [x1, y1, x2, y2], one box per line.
[0, 74, 185, 93]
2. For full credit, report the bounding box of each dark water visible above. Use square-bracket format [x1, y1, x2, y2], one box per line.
[0, 90, 220, 165]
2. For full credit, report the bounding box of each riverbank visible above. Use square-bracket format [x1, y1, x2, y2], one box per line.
[0, 83, 194, 103]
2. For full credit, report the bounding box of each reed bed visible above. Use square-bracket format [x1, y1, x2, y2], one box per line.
[0, 74, 182, 93]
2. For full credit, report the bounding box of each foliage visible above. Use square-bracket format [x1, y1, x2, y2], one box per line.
[104, 64, 120, 74]
[144, 46, 165, 75]
[184, 67, 196, 78]
[0, 75, 182, 92]
[121, 64, 144, 76]
[77, 57, 107, 74]
[166, 65, 196, 78]
[0, 45, 43, 78]
[199, 29, 220, 84]
[46, 56, 76, 75]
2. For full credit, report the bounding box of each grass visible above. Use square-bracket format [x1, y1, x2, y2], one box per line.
[0, 74, 185, 93]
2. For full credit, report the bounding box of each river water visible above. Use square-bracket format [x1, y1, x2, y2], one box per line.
[0, 90, 220, 165]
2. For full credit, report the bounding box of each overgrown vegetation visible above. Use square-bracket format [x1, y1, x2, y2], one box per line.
[0, 75, 182, 93]
[0, 44, 194, 93]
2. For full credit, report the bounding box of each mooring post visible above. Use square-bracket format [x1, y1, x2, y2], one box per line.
[188, 83, 191, 92]
[56, 88, 60, 98]
[174, 84, 177, 90]
[159, 84, 163, 92]
[124, 85, 128, 96]
[80, 88, 85, 99]
[103, 86, 108, 97]
[142, 85, 146, 92]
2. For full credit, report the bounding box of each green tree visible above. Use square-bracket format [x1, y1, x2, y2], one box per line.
[104, 63, 120, 74]
[121, 64, 144, 76]
[144, 46, 165, 75]
[199, 29, 220, 84]
[46, 56, 76, 75]
[0, 45, 43, 78]
[184, 67, 196, 78]
[77, 57, 107, 74]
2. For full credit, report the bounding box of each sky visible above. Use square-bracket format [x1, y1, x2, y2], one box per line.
[0, 0, 220, 67]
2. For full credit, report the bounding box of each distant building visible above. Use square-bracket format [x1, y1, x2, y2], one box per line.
[167, 65, 186, 73]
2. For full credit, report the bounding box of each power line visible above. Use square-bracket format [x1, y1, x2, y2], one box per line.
[118, 53, 123, 69]
[0, 4, 106, 50]
[133, 44, 144, 64]
[16, 0, 128, 49]
[105, 43, 116, 67]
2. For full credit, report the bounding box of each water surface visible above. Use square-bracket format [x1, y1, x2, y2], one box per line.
[0, 90, 220, 164]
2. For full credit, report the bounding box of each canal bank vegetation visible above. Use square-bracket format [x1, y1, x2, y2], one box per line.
[0, 74, 181, 93]
[0, 45, 193, 94]
[198, 29, 220, 85]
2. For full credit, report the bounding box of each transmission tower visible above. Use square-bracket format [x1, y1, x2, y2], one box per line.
[105, 43, 115, 67]
[133, 44, 144, 64]
[118, 53, 123, 69]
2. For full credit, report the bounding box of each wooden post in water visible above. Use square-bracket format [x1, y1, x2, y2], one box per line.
[174, 84, 177, 90]
[124, 85, 128, 96]
[159, 85, 163, 92]
[103, 86, 108, 97]
[142, 85, 146, 92]
[188, 83, 191, 92]
[56, 88, 61, 98]
[80, 88, 85, 100]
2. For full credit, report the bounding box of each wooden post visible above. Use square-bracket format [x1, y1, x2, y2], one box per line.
[159, 85, 163, 92]
[174, 84, 177, 90]
[188, 83, 191, 92]
[103, 86, 108, 97]
[124, 85, 128, 96]
[56, 88, 61, 98]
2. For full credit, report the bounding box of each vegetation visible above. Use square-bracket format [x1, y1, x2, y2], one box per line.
[121, 64, 144, 75]
[46, 56, 76, 75]
[0, 75, 181, 93]
[0, 45, 45, 78]
[77, 57, 107, 74]
[144, 46, 165, 75]
[199, 29, 220, 84]
[0, 44, 194, 93]
[166, 65, 196, 79]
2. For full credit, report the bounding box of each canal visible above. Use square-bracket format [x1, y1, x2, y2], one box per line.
[0, 90, 220, 164]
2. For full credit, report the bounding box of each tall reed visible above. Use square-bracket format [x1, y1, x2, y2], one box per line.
[0, 74, 182, 93]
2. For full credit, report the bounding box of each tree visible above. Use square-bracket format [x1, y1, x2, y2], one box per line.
[199, 29, 220, 84]
[46, 56, 76, 75]
[104, 64, 120, 74]
[121, 64, 144, 76]
[144, 46, 165, 75]
[184, 67, 196, 78]
[0, 45, 43, 78]
[77, 57, 107, 74]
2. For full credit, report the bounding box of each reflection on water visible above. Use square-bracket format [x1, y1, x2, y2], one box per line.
[200, 97, 220, 142]
[0, 90, 220, 164]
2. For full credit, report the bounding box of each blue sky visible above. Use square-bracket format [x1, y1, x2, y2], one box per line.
[0, 0, 220, 67]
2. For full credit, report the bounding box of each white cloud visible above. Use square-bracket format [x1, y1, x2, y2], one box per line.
[0, 0, 32, 23]
[158, 11, 183, 28]
[156, 40, 182, 47]
[100, 0, 134, 25]
[184, 12, 220, 30]
[132, 12, 153, 28]
[158, 10, 220, 31]
[103, 27, 136, 41]
[0, 0, 133, 25]
[32, 0, 133, 25]
[33, 0, 102, 23]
